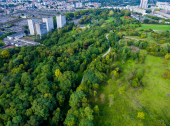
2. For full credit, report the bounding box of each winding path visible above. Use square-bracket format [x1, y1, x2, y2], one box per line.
[102, 34, 111, 57]
[80, 33, 111, 84]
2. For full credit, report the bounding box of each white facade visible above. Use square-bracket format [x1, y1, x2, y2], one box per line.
[76, 2, 83, 8]
[58, 6, 65, 9]
[42, 17, 54, 32]
[140, 0, 148, 9]
[132, 8, 146, 15]
[126, 5, 138, 11]
[27, 19, 39, 35]
[35, 22, 47, 37]
[156, 2, 170, 11]
[56, 15, 66, 29]
[37, 0, 42, 2]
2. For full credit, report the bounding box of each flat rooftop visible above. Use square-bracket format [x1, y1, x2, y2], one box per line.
[7, 32, 24, 38]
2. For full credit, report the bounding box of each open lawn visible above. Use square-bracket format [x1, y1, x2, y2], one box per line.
[22, 36, 35, 41]
[136, 24, 170, 31]
[105, 17, 115, 23]
[90, 55, 170, 125]
[121, 32, 160, 44]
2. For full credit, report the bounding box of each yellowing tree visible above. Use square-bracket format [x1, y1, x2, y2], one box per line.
[106, 55, 110, 61]
[55, 69, 62, 78]
[159, 40, 165, 44]
[137, 112, 145, 119]
[100, 93, 105, 103]
[93, 105, 99, 115]
[66, 48, 74, 55]
[94, 91, 97, 97]
[165, 53, 170, 60]
[117, 32, 122, 38]
[0, 40, 5, 46]
[141, 34, 146, 39]
[108, 10, 114, 17]
[1, 50, 10, 58]
[108, 94, 114, 107]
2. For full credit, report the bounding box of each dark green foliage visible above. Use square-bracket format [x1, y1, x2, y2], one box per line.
[0, 8, 147, 126]
[0, 32, 16, 40]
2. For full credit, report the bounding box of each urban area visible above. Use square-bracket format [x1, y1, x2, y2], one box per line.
[0, 0, 170, 49]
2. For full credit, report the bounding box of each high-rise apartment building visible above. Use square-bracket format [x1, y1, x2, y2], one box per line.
[42, 17, 54, 32]
[56, 15, 66, 29]
[27, 19, 39, 35]
[140, 0, 148, 9]
[35, 22, 47, 37]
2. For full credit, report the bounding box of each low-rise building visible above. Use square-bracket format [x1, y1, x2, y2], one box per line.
[7, 32, 26, 40]
[132, 8, 146, 15]
[75, 2, 83, 8]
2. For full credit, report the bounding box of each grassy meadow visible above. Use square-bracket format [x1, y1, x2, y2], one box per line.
[90, 55, 170, 126]
[136, 24, 170, 31]
[120, 32, 161, 45]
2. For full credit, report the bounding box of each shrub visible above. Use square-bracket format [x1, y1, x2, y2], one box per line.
[141, 34, 146, 39]
[165, 53, 170, 60]
[137, 112, 145, 119]
[162, 71, 170, 78]
[163, 61, 168, 64]
[159, 40, 165, 44]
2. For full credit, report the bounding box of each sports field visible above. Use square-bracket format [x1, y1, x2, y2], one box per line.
[136, 24, 170, 31]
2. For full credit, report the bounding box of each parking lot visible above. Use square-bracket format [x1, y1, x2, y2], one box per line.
[0, 16, 16, 23]
[14, 19, 29, 26]
[8, 26, 24, 32]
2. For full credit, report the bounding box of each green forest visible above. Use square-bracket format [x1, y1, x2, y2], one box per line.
[0, 8, 170, 126]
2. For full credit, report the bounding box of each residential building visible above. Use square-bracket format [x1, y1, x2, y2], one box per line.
[76, 2, 83, 8]
[42, 17, 54, 32]
[140, 0, 148, 9]
[27, 19, 39, 35]
[56, 15, 66, 29]
[35, 22, 47, 37]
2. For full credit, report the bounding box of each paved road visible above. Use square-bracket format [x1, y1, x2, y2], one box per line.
[102, 33, 111, 57]
[119, 39, 121, 45]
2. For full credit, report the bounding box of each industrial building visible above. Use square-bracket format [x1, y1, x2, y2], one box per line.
[35, 22, 47, 37]
[7, 32, 26, 40]
[42, 17, 54, 32]
[56, 15, 66, 29]
[27, 19, 39, 35]
[156, 2, 170, 11]
[140, 0, 148, 9]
